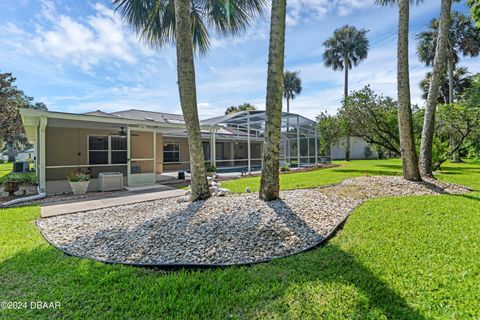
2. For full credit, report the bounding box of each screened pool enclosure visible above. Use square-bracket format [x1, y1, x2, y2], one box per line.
[197, 110, 328, 174]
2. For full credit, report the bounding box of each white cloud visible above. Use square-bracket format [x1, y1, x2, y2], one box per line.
[287, 0, 376, 26]
[32, 2, 137, 70]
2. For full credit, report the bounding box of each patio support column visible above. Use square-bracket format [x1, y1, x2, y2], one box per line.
[247, 111, 251, 174]
[307, 137, 310, 164]
[210, 130, 216, 166]
[296, 115, 300, 168]
[230, 142, 235, 167]
[315, 129, 318, 165]
[213, 130, 216, 167]
[127, 125, 131, 186]
[153, 127, 157, 184]
[39, 116, 47, 193]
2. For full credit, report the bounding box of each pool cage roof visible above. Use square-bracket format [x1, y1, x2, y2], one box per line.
[200, 110, 317, 138]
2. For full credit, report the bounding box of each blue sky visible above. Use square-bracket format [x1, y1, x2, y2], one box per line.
[0, 0, 478, 120]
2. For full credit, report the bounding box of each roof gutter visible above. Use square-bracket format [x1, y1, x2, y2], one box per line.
[19, 109, 218, 131]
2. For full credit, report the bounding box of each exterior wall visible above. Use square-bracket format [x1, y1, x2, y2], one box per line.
[44, 126, 163, 194]
[331, 136, 378, 160]
[45, 127, 127, 181]
[17, 151, 34, 162]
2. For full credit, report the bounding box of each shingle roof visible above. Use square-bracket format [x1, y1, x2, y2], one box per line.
[110, 109, 185, 124]
[84, 110, 121, 118]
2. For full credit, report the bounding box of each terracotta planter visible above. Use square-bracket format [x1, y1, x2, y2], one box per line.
[4, 182, 20, 196]
[68, 181, 90, 195]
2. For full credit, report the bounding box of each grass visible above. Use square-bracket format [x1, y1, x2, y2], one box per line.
[0, 162, 12, 178]
[1, 159, 480, 319]
[222, 159, 404, 193]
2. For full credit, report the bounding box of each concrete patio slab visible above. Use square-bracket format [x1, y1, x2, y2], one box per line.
[41, 185, 184, 218]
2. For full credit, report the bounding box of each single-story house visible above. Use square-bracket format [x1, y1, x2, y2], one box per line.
[20, 108, 321, 194]
[331, 136, 379, 160]
[16, 148, 35, 162]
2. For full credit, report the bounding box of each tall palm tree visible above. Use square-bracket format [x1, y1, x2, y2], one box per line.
[417, 11, 480, 104]
[376, 0, 422, 181]
[419, 0, 452, 177]
[259, 0, 286, 201]
[225, 103, 256, 115]
[113, 0, 266, 201]
[419, 66, 472, 104]
[323, 25, 369, 161]
[283, 70, 302, 164]
[283, 71, 302, 114]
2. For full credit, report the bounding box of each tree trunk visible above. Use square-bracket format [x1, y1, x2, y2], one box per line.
[451, 136, 462, 162]
[259, 0, 286, 201]
[419, 0, 452, 177]
[174, 0, 210, 200]
[397, 0, 422, 181]
[7, 142, 16, 162]
[286, 97, 290, 164]
[344, 61, 350, 161]
[447, 55, 454, 104]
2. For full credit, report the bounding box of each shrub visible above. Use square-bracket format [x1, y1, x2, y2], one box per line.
[280, 164, 290, 172]
[67, 172, 90, 182]
[205, 162, 216, 173]
[0, 172, 36, 186]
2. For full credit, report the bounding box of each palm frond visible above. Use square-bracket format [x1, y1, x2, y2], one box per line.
[112, 0, 267, 55]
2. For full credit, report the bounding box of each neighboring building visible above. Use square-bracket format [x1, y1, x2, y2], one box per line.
[16, 148, 34, 162]
[20, 108, 320, 194]
[331, 136, 378, 160]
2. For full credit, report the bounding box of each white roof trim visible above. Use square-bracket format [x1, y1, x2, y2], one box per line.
[20, 108, 217, 130]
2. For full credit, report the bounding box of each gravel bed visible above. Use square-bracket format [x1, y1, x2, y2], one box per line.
[37, 176, 469, 266]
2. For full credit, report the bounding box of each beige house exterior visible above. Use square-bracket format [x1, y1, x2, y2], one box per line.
[20, 108, 318, 195]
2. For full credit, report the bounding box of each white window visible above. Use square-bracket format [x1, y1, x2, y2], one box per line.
[88, 136, 127, 165]
[163, 141, 180, 163]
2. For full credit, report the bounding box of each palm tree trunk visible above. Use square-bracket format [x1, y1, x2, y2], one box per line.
[286, 97, 290, 164]
[7, 141, 16, 162]
[447, 55, 454, 104]
[419, 0, 452, 177]
[174, 0, 210, 200]
[344, 59, 350, 161]
[259, 0, 286, 201]
[397, 0, 421, 181]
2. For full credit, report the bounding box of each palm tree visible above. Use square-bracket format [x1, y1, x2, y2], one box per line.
[113, 0, 266, 201]
[283, 70, 302, 164]
[259, 0, 286, 201]
[419, 67, 472, 104]
[225, 103, 256, 115]
[417, 11, 480, 104]
[283, 71, 302, 114]
[323, 25, 369, 161]
[376, 0, 422, 181]
[419, 0, 452, 177]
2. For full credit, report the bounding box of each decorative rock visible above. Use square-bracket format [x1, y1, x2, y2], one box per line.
[245, 187, 251, 193]
[216, 188, 230, 196]
[177, 195, 192, 203]
[37, 176, 469, 266]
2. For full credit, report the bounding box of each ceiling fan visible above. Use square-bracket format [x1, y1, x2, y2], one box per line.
[110, 127, 138, 136]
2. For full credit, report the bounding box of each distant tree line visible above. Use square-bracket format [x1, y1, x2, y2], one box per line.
[0, 72, 47, 162]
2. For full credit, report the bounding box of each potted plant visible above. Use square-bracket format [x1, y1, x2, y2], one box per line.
[67, 172, 90, 195]
[0, 173, 36, 196]
[205, 162, 217, 176]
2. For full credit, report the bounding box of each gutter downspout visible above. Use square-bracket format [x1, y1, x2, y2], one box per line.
[1, 186, 47, 208]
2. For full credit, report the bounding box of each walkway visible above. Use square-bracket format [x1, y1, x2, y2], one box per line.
[41, 185, 184, 218]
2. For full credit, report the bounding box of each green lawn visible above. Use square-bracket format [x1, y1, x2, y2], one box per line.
[222, 159, 404, 193]
[0, 162, 12, 178]
[1, 159, 479, 319]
